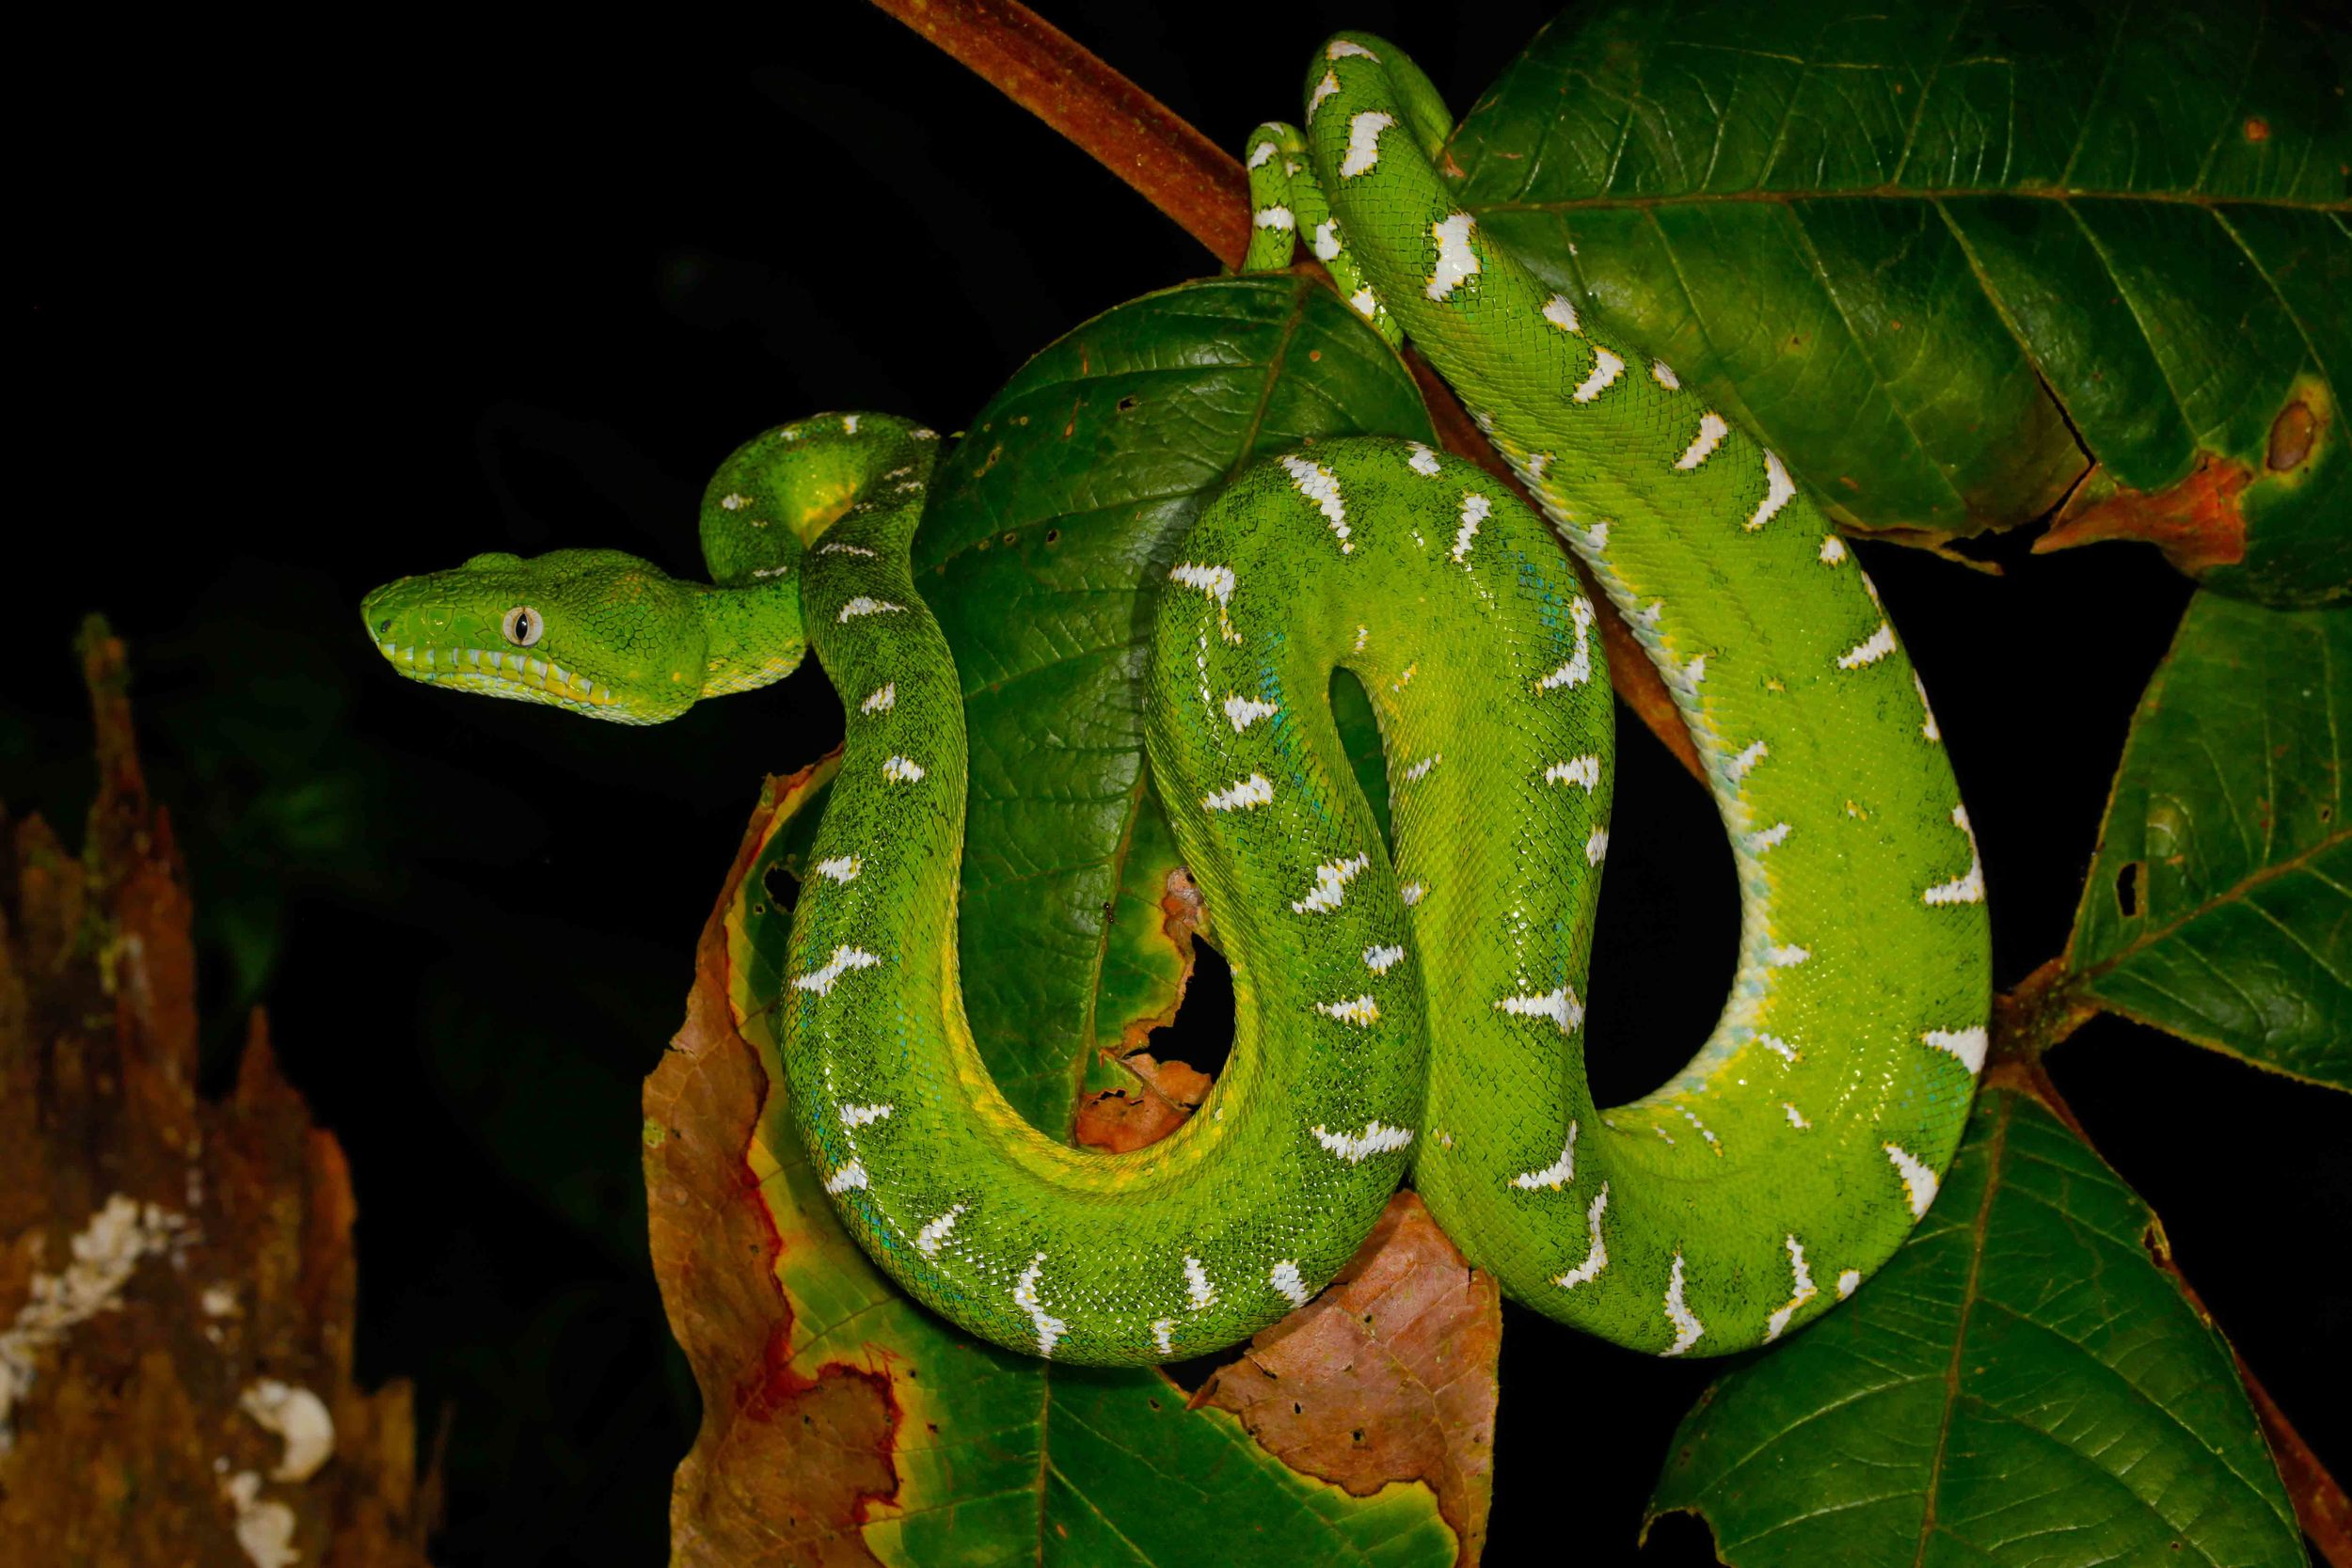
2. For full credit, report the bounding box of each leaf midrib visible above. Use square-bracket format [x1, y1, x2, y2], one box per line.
[1464, 187, 2351, 214]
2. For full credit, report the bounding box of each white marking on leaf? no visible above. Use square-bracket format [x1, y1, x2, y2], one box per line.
[721, 493, 751, 511]
[1674, 413, 1731, 470]
[1748, 451, 1798, 530]
[839, 1102, 893, 1128]
[1248, 140, 1277, 169]
[1327, 37, 1379, 60]
[1400, 880, 1425, 906]
[1452, 492, 1490, 563]
[1764, 1235, 1818, 1342]
[1426, 213, 1480, 301]
[1254, 205, 1294, 231]
[861, 683, 896, 715]
[1349, 285, 1381, 320]
[1651, 359, 1680, 389]
[1313, 218, 1343, 262]
[1542, 294, 1580, 333]
[794, 945, 882, 996]
[1279, 454, 1351, 551]
[1402, 753, 1441, 784]
[1013, 1254, 1068, 1359]
[1364, 944, 1406, 974]
[1838, 624, 1897, 670]
[1545, 755, 1601, 790]
[1270, 1259, 1311, 1308]
[1925, 804, 1985, 905]
[1406, 442, 1442, 477]
[1748, 822, 1792, 852]
[1885, 1143, 1940, 1218]
[1497, 987, 1584, 1033]
[1511, 1122, 1579, 1190]
[1661, 1253, 1705, 1356]
[1767, 942, 1811, 967]
[1726, 739, 1770, 781]
[1915, 672, 1943, 741]
[915, 1206, 964, 1258]
[882, 755, 926, 784]
[1758, 1033, 1799, 1064]
[1556, 1183, 1610, 1288]
[1184, 1255, 1216, 1312]
[814, 855, 862, 884]
[1572, 349, 1625, 404]
[1294, 852, 1372, 913]
[837, 596, 904, 624]
[1820, 534, 1848, 565]
[820, 542, 879, 557]
[1923, 1025, 1989, 1074]
[1837, 1269, 1863, 1299]
[1203, 774, 1274, 812]
[1536, 597, 1596, 691]
[824, 1160, 867, 1195]
[1341, 109, 1393, 177]
[1311, 1121, 1414, 1164]
[1680, 1106, 1722, 1154]
[1223, 694, 1279, 731]
[1309, 70, 1341, 119]
[1784, 1101, 1812, 1130]
[1152, 1319, 1175, 1355]
[1316, 994, 1381, 1028]
[1586, 829, 1610, 865]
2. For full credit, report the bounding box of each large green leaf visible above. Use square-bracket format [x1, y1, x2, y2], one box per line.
[2064, 591, 2351, 1089]
[1446, 0, 2350, 603]
[1648, 1088, 2301, 1567]
[723, 764, 1458, 1568]
[912, 274, 1431, 1132]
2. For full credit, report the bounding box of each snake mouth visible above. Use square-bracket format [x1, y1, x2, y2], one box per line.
[374, 640, 622, 714]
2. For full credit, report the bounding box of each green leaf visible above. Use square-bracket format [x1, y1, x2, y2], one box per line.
[1446, 0, 2350, 602]
[912, 274, 1431, 1133]
[726, 765, 1458, 1568]
[1648, 1088, 2301, 1568]
[2065, 591, 2351, 1089]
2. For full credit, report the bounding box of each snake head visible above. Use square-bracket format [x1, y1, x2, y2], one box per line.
[361, 547, 708, 724]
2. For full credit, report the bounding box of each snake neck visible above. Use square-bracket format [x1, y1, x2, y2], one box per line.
[694, 578, 809, 699]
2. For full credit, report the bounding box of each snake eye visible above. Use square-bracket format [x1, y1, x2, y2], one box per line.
[502, 606, 543, 646]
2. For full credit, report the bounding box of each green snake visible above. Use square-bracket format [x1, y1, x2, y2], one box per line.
[362, 34, 1988, 1367]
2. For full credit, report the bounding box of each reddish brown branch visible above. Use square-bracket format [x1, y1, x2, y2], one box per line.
[869, 0, 1700, 779]
[869, 0, 1254, 265]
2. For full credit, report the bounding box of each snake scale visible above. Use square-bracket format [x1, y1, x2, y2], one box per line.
[364, 35, 1990, 1367]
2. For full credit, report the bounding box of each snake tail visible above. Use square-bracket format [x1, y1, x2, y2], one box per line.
[1238, 34, 1991, 1355]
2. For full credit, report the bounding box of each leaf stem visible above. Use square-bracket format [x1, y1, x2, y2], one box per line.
[867, 0, 1701, 781]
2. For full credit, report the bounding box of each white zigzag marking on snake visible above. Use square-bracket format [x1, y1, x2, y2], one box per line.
[1884, 1144, 1940, 1218]
[1661, 1253, 1705, 1356]
[1764, 1235, 1818, 1342]
[1555, 1185, 1610, 1289]
[1013, 1254, 1067, 1359]
[1511, 1122, 1578, 1190]
[1311, 1122, 1414, 1163]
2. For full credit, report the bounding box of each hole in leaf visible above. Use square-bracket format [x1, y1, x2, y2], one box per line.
[1117, 394, 1140, 412]
[1147, 936, 1234, 1080]
[763, 862, 802, 915]
[1044, 528, 1060, 546]
[2115, 860, 2143, 919]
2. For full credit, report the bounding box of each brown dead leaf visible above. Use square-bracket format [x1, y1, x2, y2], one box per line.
[2036, 451, 2252, 575]
[0, 618, 434, 1566]
[644, 765, 897, 1567]
[1197, 1192, 1500, 1567]
[1072, 1051, 1214, 1152]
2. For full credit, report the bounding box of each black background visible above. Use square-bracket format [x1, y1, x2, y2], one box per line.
[15, 4, 2347, 1563]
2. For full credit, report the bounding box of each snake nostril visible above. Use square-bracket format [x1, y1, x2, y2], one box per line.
[376, 617, 393, 637]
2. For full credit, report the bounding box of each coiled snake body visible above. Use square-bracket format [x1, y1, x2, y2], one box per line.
[364, 35, 1989, 1367]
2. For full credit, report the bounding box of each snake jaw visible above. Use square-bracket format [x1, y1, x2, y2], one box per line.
[359, 548, 706, 724]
